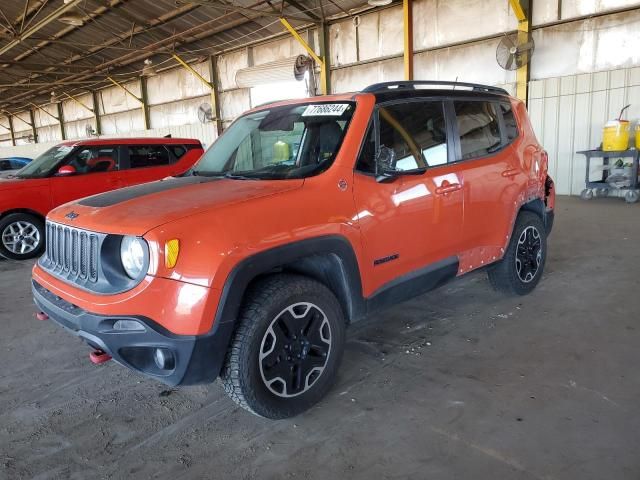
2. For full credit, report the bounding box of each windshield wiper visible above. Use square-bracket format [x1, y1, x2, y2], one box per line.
[224, 171, 255, 180]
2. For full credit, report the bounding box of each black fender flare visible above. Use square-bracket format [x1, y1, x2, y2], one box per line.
[213, 235, 365, 329]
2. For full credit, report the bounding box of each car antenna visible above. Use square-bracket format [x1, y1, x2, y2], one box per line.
[453, 76, 458, 90]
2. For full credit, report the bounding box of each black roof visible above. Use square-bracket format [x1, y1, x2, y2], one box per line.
[362, 81, 511, 103]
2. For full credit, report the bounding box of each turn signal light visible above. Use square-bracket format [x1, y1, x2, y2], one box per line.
[165, 239, 180, 269]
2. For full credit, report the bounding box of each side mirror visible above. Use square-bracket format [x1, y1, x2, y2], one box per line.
[375, 146, 397, 182]
[56, 165, 77, 176]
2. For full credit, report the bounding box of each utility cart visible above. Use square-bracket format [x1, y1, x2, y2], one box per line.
[577, 149, 640, 203]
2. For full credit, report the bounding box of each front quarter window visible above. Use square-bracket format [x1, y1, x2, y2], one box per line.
[194, 102, 355, 179]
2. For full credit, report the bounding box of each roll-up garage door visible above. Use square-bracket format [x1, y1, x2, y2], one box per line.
[235, 55, 310, 88]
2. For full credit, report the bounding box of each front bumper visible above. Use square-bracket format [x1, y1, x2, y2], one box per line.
[33, 280, 234, 386]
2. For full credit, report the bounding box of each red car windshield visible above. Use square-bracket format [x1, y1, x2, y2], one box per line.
[15, 145, 74, 179]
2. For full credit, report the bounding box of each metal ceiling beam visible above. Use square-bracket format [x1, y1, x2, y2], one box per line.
[1, 11, 264, 110]
[183, 0, 311, 23]
[0, 0, 84, 56]
[284, 0, 321, 21]
[0, 2, 200, 107]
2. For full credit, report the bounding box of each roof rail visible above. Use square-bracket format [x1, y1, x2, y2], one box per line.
[362, 81, 509, 96]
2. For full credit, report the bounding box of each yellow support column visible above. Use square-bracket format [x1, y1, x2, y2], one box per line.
[403, 0, 414, 81]
[107, 76, 147, 130]
[173, 53, 222, 134]
[508, 0, 531, 103]
[280, 18, 328, 95]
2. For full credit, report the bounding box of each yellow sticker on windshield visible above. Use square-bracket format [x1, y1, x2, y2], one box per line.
[302, 104, 349, 116]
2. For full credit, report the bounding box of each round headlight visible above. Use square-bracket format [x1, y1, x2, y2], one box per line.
[120, 236, 146, 279]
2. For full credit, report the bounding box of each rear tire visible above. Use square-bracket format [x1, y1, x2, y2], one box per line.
[220, 274, 346, 419]
[0, 213, 45, 260]
[487, 211, 547, 296]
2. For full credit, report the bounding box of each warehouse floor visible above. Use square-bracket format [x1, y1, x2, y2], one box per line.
[1, 196, 639, 479]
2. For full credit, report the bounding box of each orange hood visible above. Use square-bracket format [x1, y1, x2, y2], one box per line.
[47, 175, 304, 236]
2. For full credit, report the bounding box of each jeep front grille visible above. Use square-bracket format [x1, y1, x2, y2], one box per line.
[44, 222, 99, 283]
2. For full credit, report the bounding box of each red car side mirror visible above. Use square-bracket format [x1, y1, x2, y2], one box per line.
[57, 165, 76, 176]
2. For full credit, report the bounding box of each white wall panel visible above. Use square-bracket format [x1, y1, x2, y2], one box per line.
[146, 62, 210, 105]
[562, 0, 640, 18]
[149, 96, 209, 129]
[98, 80, 142, 115]
[12, 112, 32, 137]
[0, 117, 10, 137]
[531, 11, 640, 80]
[529, 66, 640, 195]
[413, 0, 517, 50]
[35, 125, 61, 144]
[62, 93, 94, 122]
[330, 19, 357, 66]
[100, 110, 144, 135]
[332, 57, 403, 93]
[218, 50, 248, 91]
[220, 89, 251, 121]
[358, 7, 404, 60]
[414, 38, 517, 86]
[33, 104, 59, 127]
[253, 36, 308, 65]
[65, 118, 97, 140]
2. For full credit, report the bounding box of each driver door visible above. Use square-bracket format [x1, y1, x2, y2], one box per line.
[352, 100, 464, 296]
[50, 145, 123, 207]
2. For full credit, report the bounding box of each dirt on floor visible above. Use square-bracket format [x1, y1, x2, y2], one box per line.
[1, 196, 639, 480]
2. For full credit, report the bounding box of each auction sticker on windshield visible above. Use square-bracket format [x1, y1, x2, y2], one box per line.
[302, 104, 349, 116]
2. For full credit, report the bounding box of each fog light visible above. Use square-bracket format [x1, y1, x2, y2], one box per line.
[113, 320, 145, 331]
[154, 348, 175, 370]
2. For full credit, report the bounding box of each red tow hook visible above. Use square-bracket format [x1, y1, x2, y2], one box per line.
[35, 311, 49, 321]
[89, 350, 112, 365]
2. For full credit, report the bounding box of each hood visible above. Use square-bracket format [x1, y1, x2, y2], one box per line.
[47, 175, 304, 236]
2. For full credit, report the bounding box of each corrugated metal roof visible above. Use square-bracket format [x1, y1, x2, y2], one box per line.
[0, 0, 369, 112]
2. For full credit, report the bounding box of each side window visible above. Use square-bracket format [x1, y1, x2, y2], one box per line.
[454, 101, 501, 160]
[128, 145, 172, 169]
[65, 146, 118, 174]
[168, 145, 187, 160]
[355, 101, 448, 174]
[499, 102, 519, 143]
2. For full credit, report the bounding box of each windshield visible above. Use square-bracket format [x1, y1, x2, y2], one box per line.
[194, 102, 355, 179]
[16, 145, 74, 179]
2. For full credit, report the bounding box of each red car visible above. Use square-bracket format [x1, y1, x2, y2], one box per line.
[0, 138, 203, 260]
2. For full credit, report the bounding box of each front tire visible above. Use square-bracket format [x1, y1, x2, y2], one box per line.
[220, 274, 346, 419]
[0, 213, 45, 260]
[487, 211, 547, 296]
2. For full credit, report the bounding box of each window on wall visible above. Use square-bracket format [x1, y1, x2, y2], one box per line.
[499, 102, 519, 143]
[454, 101, 502, 160]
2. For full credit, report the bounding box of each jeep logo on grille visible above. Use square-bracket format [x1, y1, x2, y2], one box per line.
[65, 211, 79, 220]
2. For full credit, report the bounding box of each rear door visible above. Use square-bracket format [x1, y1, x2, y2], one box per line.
[50, 145, 122, 207]
[452, 99, 527, 267]
[352, 99, 464, 296]
[118, 144, 189, 187]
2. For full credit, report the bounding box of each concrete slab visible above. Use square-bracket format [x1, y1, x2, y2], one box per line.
[1, 196, 639, 479]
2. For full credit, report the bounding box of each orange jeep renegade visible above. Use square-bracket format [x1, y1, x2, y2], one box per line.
[33, 81, 555, 419]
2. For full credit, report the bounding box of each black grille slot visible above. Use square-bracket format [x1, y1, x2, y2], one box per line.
[44, 222, 100, 284]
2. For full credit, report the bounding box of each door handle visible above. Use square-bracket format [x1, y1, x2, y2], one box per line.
[435, 183, 462, 195]
[502, 168, 519, 178]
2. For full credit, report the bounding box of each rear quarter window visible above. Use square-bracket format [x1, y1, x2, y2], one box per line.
[454, 101, 502, 160]
[499, 102, 519, 143]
